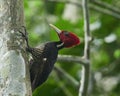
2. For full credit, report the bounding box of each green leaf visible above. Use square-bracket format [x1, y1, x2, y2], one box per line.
[114, 49, 120, 59]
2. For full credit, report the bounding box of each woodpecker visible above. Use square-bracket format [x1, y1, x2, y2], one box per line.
[20, 24, 80, 91]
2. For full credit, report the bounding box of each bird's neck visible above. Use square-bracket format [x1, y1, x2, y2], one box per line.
[55, 41, 64, 50]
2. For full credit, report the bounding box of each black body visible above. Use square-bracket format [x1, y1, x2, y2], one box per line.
[18, 26, 65, 91]
[27, 41, 63, 91]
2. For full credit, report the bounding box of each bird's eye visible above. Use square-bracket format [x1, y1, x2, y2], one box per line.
[64, 32, 69, 36]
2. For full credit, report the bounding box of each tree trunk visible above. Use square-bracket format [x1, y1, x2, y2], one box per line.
[0, 0, 32, 95]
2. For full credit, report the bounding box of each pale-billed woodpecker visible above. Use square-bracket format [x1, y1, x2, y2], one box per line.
[20, 24, 80, 91]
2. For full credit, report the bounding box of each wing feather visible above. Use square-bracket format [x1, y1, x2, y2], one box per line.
[29, 42, 58, 91]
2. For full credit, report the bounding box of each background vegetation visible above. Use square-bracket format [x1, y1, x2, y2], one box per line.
[24, 0, 120, 96]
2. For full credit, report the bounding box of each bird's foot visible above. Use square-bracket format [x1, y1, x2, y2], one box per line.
[16, 26, 31, 53]
[18, 26, 28, 40]
[17, 26, 30, 48]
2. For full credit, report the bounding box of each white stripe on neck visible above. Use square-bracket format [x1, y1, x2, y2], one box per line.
[57, 42, 64, 48]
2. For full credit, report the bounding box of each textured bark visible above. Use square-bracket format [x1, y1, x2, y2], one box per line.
[0, 0, 32, 95]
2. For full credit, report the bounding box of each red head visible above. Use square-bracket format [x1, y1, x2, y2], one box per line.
[49, 24, 80, 48]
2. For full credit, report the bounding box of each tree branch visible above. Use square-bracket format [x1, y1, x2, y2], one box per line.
[53, 69, 74, 96]
[57, 55, 89, 65]
[48, 0, 120, 19]
[79, 0, 91, 96]
[89, 4, 120, 19]
[90, 0, 120, 14]
[48, 0, 82, 7]
[54, 66, 79, 88]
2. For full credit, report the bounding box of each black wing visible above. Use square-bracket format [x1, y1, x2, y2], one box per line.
[29, 42, 58, 91]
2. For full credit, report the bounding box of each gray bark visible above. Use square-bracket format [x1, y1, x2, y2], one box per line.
[0, 0, 32, 95]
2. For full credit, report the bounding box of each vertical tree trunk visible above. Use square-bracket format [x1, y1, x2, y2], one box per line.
[0, 0, 32, 95]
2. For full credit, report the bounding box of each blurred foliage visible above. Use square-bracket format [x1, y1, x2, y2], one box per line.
[24, 0, 120, 96]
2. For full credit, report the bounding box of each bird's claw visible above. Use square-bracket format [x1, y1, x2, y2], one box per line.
[18, 26, 28, 40]
[18, 26, 30, 48]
